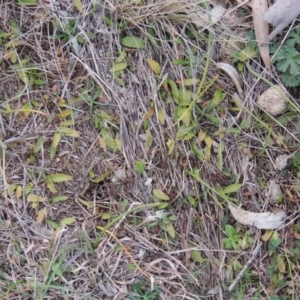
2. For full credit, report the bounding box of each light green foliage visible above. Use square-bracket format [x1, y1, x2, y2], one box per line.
[129, 280, 161, 300]
[222, 224, 253, 250]
[51, 17, 94, 53]
[148, 212, 177, 239]
[271, 28, 300, 87]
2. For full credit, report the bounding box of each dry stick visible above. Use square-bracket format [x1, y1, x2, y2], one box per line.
[228, 242, 262, 292]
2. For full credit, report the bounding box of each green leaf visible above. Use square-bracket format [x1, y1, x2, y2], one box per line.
[158, 108, 165, 124]
[165, 223, 175, 238]
[222, 183, 242, 194]
[225, 224, 236, 236]
[176, 124, 194, 140]
[176, 106, 191, 126]
[74, 0, 83, 13]
[33, 136, 45, 154]
[47, 173, 73, 183]
[188, 195, 196, 206]
[276, 255, 286, 273]
[24, 183, 33, 196]
[16, 0, 37, 5]
[172, 59, 189, 65]
[204, 135, 212, 162]
[274, 46, 300, 74]
[146, 58, 161, 75]
[121, 36, 145, 49]
[35, 207, 47, 224]
[33, 78, 45, 85]
[101, 212, 111, 220]
[60, 217, 76, 225]
[157, 203, 168, 209]
[135, 161, 145, 175]
[46, 178, 57, 194]
[287, 27, 300, 46]
[104, 17, 113, 27]
[101, 128, 118, 151]
[126, 263, 137, 270]
[78, 198, 94, 209]
[234, 47, 257, 62]
[178, 87, 192, 105]
[281, 73, 300, 87]
[168, 79, 179, 99]
[60, 120, 76, 126]
[166, 139, 175, 156]
[27, 194, 47, 203]
[191, 248, 203, 263]
[145, 129, 153, 149]
[46, 220, 60, 229]
[90, 171, 111, 183]
[217, 141, 224, 171]
[18, 70, 29, 85]
[50, 131, 61, 159]
[51, 195, 68, 203]
[58, 126, 80, 137]
[153, 189, 170, 200]
[109, 62, 127, 73]
[182, 78, 200, 86]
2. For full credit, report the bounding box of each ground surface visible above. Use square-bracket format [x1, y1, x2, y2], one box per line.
[1, 1, 300, 299]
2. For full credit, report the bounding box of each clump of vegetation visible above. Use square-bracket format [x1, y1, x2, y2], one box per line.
[272, 27, 300, 87]
[1, 0, 300, 299]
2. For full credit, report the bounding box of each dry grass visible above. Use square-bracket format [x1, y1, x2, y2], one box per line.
[1, 0, 300, 299]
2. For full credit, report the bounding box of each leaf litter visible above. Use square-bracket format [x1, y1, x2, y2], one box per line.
[0, 0, 300, 299]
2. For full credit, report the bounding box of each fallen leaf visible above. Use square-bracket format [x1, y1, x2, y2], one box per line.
[277, 255, 286, 273]
[153, 189, 170, 200]
[98, 136, 106, 150]
[252, 0, 271, 71]
[209, 5, 227, 22]
[145, 129, 153, 149]
[274, 154, 289, 170]
[60, 217, 76, 225]
[165, 223, 175, 238]
[74, 0, 83, 13]
[109, 62, 127, 73]
[36, 207, 47, 224]
[223, 183, 243, 194]
[27, 194, 47, 203]
[266, 180, 281, 203]
[261, 229, 273, 241]
[58, 126, 80, 137]
[228, 203, 286, 229]
[146, 58, 161, 75]
[90, 171, 111, 183]
[121, 36, 145, 49]
[48, 173, 73, 183]
[216, 63, 244, 99]
[51, 195, 68, 203]
[143, 107, 154, 121]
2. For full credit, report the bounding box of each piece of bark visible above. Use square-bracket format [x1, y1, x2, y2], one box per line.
[264, 0, 300, 42]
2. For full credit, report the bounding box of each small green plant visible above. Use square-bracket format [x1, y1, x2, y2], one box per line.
[51, 17, 95, 54]
[129, 280, 161, 300]
[148, 211, 177, 239]
[291, 149, 300, 170]
[222, 224, 254, 250]
[271, 27, 300, 87]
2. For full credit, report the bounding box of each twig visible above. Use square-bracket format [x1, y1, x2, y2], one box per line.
[228, 242, 262, 292]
